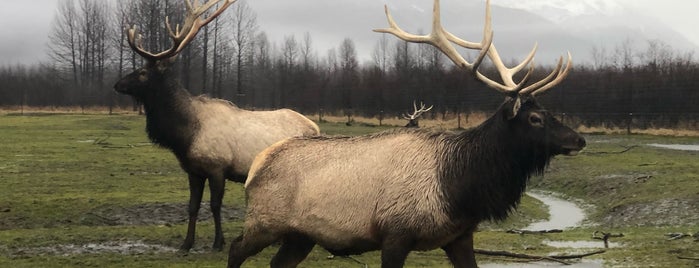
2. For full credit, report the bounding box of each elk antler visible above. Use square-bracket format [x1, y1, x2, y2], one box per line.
[373, 0, 493, 73]
[403, 101, 434, 120]
[127, 0, 237, 62]
[375, 0, 571, 96]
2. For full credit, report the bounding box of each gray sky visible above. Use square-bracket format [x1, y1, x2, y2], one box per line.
[1, 0, 698, 66]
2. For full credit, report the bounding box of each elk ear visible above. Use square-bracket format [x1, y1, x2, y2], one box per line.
[506, 97, 522, 120]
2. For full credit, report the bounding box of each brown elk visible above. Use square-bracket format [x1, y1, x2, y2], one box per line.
[227, 0, 585, 267]
[403, 101, 433, 128]
[113, 0, 319, 252]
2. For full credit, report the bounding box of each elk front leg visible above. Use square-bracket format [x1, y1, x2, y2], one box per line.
[442, 232, 478, 268]
[181, 174, 206, 252]
[209, 174, 226, 251]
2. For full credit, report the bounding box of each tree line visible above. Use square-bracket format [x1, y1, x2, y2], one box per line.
[0, 0, 697, 128]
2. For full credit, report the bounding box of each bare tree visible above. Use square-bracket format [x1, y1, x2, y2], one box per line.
[338, 38, 359, 124]
[373, 34, 391, 73]
[252, 31, 272, 108]
[230, 0, 258, 104]
[48, 0, 80, 89]
[300, 32, 315, 72]
[278, 35, 298, 107]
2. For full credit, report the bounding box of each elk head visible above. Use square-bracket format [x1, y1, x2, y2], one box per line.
[114, 0, 236, 101]
[375, 0, 585, 156]
[403, 101, 433, 128]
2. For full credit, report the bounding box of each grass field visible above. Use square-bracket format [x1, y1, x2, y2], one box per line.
[0, 113, 697, 267]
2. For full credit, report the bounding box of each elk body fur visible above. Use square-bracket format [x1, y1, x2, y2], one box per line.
[229, 97, 585, 267]
[115, 58, 319, 253]
[140, 88, 320, 180]
[112, 0, 319, 251]
[228, 0, 585, 266]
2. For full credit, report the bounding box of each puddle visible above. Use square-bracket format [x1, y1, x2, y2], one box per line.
[544, 240, 619, 249]
[10, 241, 177, 257]
[648, 143, 699, 151]
[525, 192, 585, 231]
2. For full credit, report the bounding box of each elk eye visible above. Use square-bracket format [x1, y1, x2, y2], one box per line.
[529, 113, 544, 127]
[138, 70, 148, 82]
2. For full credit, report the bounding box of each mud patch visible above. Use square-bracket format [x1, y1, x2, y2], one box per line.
[9, 241, 177, 257]
[544, 240, 621, 249]
[83, 203, 245, 226]
[602, 198, 699, 227]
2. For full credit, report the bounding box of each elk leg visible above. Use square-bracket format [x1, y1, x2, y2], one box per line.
[181, 174, 206, 252]
[270, 233, 315, 268]
[209, 174, 226, 251]
[227, 227, 280, 268]
[442, 232, 478, 268]
[380, 237, 412, 268]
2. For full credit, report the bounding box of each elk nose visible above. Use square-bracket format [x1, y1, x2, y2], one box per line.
[576, 136, 587, 149]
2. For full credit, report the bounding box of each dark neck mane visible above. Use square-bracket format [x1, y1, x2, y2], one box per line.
[141, 77, 198, 159]
[442, 108, 551, 222]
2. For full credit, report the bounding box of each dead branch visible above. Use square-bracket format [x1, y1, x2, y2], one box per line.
[633, 175, 653, 183]
[507, 229, 563, 235]
[92, 136, 153, 149]
[592, 231, 624, 248]
[677, 256, 699, 261]
[584, 145, 639, 155]
[327, 255, 368, 268]
[475, 249, 606, 265]
[666, 232, 698, 241]
[474, 249, 571, 265]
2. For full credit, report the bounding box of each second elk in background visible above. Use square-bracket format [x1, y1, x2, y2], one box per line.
[113, 0, 319, 252]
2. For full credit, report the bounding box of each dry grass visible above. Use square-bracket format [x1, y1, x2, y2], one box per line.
[3, 106, 698, 136]
[312, 112, 489, 130]
[0, 105, 139, 115]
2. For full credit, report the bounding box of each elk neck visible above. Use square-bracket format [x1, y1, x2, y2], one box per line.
[441, 106, 552, 223]
[141, 76, 199, 159]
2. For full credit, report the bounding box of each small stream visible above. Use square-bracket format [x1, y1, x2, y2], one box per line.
[648, 143, 699, 151]
[481, 192, 606, 268]
[524, 192, 585, 231]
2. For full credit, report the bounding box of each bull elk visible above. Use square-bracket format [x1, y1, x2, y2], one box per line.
[403, 101, 433, 128]
[112, 0, 319, 252]
[227, 0, 585, 267]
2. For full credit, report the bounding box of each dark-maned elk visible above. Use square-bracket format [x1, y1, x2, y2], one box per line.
[227, 0, 585, 267]
[113, 0, 319, 252]
[403, 101, 433, 128]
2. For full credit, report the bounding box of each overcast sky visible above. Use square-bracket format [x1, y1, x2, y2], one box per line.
[1, 0, 698, 66]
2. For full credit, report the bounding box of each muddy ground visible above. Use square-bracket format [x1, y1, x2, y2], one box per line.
[84, 203, 245, 226]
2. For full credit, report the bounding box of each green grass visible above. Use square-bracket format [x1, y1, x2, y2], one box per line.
[1, 114, 697, 267]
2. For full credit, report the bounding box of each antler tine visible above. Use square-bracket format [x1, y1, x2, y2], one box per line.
[126, 0, 236, 62]
[126, 26, 161, 60]
[373, 0, 492, 72]
[169, 0, 237, 56]
[376, 0, 572, 97]
[472, 44, 538, 94]
[404, 101, 433, 120]
[529, 52, 573, 96]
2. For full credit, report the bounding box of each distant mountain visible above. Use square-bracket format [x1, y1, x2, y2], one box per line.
[249, 0, 698, 66]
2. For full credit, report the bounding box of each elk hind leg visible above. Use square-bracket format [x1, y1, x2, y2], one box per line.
[227, 225, 280, 268]
[270, 233, 315, 268]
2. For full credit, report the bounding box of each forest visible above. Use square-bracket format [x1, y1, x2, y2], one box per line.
[1, 0, 697, 129]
